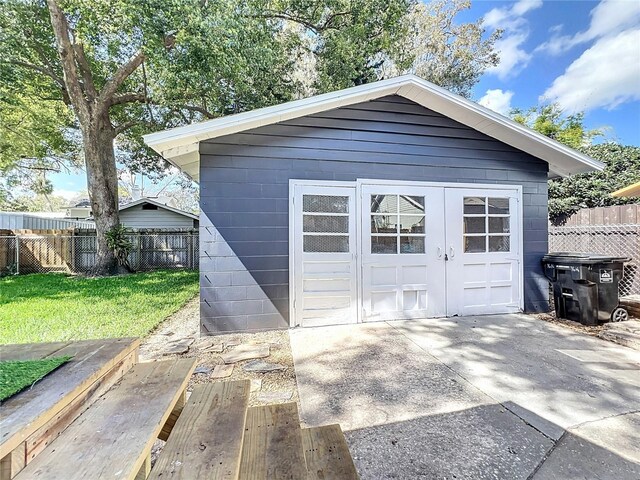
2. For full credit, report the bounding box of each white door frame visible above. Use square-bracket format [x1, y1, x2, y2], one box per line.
[290, 179, 524, 327]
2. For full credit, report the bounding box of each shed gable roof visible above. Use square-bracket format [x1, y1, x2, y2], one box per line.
[143, 74, 604, 181]
[119, 198, 199, 220]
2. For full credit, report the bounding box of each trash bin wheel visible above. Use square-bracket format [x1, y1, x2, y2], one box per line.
[611, 307, 628, 323]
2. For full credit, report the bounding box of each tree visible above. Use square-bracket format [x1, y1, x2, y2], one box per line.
[3, 193, 70, 212]
[383, 0, 501, 97]
[1, 0, 411, 273]
[512, 105, 640, 224]
[548, 144, 640, 224]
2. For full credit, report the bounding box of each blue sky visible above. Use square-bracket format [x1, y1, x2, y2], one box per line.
[50, 0, 640, 199]
[461, 0, 640, 145]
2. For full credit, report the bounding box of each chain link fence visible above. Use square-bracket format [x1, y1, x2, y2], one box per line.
[549, 223, 639, 296]
[0, 232, 198, 275]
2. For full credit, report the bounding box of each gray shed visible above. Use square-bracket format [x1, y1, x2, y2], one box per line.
[118, 198, 198, 229]
[144, 75, 603, 334]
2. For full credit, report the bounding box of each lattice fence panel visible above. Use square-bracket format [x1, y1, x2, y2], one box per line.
[549, 223, 640, 296]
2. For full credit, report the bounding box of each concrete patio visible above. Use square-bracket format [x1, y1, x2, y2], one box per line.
[290, 314, 640, 479]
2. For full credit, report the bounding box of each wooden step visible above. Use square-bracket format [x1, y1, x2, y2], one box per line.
[148, 380, 250, 480]
[1, 338, 139, 480]
[302, 424, 359, 480]
[238, 402, 307, 480]
[15, 358, 196, 480]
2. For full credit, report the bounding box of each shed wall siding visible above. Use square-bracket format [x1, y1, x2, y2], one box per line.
[199, 95, 549, 333]
[119, 205, 196, 229]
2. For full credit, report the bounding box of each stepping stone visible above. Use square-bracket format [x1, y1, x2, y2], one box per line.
[169, 337, 195, 346]
[258, 391, 293, 403]
[163, 339, 194, 355]
[194, 365, 213, 375]
[211, 364, 234, 379]
[198, 339, 224, 353]
[243, 360, 286, 373]
[221, 344, 270, 364]
[250, 379, 262, 392]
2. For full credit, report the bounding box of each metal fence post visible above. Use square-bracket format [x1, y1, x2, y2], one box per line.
[15, 235, 20, 275]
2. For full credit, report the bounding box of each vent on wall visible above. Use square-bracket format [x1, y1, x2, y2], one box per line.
[142, 204, 158, 210]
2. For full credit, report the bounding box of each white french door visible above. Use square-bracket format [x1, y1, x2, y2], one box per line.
[360, 184, 446, 321]
[444, 188, 521, 316]
[291, 184, 358, 327]
[291, 180, 522, 327]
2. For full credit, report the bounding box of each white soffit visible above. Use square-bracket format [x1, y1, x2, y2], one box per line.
[143, 74, 604, 182]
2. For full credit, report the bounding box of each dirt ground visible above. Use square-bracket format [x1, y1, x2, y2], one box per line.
[530, 311, 605, 336]
[139, 296, 300, 408]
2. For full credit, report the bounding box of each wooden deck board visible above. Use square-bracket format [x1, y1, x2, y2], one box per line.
[302, 424, 359, 480]
[15, 357, 196, 480]
[149, 380, 250, 480]
[0, 338, 139, 459]
[238, 402, 307, 480]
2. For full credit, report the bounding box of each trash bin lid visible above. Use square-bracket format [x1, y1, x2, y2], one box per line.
[543, 252, 631, 264]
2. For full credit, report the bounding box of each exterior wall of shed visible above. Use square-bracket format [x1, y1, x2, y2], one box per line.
[119, 205, 197, 229]
[199, 95, 550, 333]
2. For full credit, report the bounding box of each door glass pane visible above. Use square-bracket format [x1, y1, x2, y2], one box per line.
[399, 215, 425, 234]
[303, 195, 348, 213]
[464, 197, 485, 214]
[399, 195, 425, 214]
[303, 215, 348, 233]
[400, 236, 425, 254]
[488, 198, 509, 214]
[371, 195, 397, 214]
[371, 215, 397, 234]
[489, 235, 510, 252]
[489, 216, 510, 233]
[464, 236, 486, 253]
[464, 217, 485, 234]
[303, 235, 349, 253]
[371, 236, 397, 254]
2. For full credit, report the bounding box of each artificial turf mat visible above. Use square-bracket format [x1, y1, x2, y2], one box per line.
[0, 356, 72, 401]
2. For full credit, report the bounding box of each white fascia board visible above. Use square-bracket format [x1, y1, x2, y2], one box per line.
[143, 74, 604, 179]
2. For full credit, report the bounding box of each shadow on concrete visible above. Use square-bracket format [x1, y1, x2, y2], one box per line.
[289, 315, 640, 479]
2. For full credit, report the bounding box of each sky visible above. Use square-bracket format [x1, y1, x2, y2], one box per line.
[50, 0, 640, 200]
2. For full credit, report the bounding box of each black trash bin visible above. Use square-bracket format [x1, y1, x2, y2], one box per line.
[542, 252, 630, 326]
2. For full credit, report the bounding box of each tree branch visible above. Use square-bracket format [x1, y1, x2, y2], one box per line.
[109, 92, 146, 107]
[114, 120, 138, 135]
[99, 50, 146, 108]
[46, 0, 90, 122]
[73, 43, 97, 101]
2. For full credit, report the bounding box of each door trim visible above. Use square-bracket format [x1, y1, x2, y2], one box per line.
[290, 179, 525, 327]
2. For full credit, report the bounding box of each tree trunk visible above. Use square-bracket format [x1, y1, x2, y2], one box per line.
[83, 114, 120, 275]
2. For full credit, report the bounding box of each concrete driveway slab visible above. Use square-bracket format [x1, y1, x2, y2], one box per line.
[290, 314, 640, 479]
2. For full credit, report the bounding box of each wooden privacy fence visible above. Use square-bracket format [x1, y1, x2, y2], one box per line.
[549, 205, 640, 296]
[0, 228, 199, 275]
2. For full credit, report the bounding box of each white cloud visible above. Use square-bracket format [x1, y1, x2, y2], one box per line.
[483, 0, 543, 80]
[537, 0, 640, 55]
[479, 89, 515, 116]
[541, 29, 640, 112]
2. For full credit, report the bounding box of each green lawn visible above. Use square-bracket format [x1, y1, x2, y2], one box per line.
[0, 270, 199, 344]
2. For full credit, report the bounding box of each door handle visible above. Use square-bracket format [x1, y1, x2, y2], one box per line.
[437, 246, 443, 258]
[449, 246, 455, 259]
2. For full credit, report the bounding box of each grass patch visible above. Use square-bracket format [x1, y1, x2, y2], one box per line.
[0, 270, 199, 344]
[0, 356, 72, 401]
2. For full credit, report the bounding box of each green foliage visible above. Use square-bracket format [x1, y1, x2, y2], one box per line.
[0, 356, 72, 401]
[511, 104, 602, 150]
[105, 224, 134, 271]
[548, 143, 640, 224]
[0, 270, 199, 343]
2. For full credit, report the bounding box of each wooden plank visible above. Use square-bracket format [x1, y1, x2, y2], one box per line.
[0, 338, 139, 459]
[302, 425, 359, 480]
[158, 390, 187, 442]
[0, 342, 71, 362]
[149, 380, 250, 480]
[134, 454, 151, 480]
[0, 445, 25, 480]
[16, 358, 196, 480]
[238, 402, 306, 480]
[24, 349, 138, 464]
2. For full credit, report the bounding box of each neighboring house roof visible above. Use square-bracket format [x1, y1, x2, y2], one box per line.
[143, 74, 604, 181]
[119, 197, 199, 220]
[611, 181, 640, 198]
